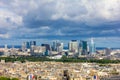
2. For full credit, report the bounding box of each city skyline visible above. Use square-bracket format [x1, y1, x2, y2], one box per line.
[0, 0, 120, 48]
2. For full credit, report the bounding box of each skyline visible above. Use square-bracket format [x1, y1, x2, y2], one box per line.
[0, 0, 120, 48]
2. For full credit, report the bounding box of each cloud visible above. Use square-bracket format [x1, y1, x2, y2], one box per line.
[0, 9, 23, 28]
[0, 33, 10, 39]
[0, 0, 120, 47]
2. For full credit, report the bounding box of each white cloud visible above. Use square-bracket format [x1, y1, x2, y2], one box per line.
[0, 0, 119, 40]
[1, 0, 120, 25]
[0, 9, 23, 29]
[50, 0, 120, 24]
[101, 30, 115, 34]
[0, 33, 10, 38]
[40, 26, 50, 30]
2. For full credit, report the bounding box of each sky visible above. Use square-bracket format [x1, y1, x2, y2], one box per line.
[0, 0, 120, 48]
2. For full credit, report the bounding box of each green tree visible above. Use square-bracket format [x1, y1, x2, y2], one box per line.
[0, 77, 10, 80]
[11, 78, 19, 80]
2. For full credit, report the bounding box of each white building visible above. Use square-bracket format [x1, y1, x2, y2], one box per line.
[69, 40, 78, 53]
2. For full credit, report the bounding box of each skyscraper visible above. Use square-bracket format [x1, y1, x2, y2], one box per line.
[30, 41, 36, 47]
[41, 44, 51, 56]
[52, 41, 57, 51]
[52, 40, 63, 52]
[90, 38, 96, 54]
[57, 42, 64, 52]
[21, 42, 30, 52]
[104, 48, 111, 55]
[22, 42, 27, 52]
[79, 40, 88, 55]
[69, 40, 78, 53]
[30, 41, 36, 55]
[41, 44, 51, 51]
[26, 42, 30, 49]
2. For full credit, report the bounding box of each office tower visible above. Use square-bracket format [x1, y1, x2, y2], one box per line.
[57, 42, 64, 52]
[26, 42, 30, 49]
[52, 41, 57, 51]
[82, 41, 88, 54]
[30, 46, 46, 56]
[30, 41, 36, 47]
[80, 40, 88, 55]
[30, 41, 36, 55]
[22, 42, 30, 52]
[78, 42, 82, 56]
[90, 38, 96, 54]
[41, 44, 51, 56]
[22, 42, 27, 52]
[82, 41, 87, 51]
[104, 48, 111, 55]
[52, 40, 63, 52]
[4, 44, 8, 56]
[41, 44, 51, 51]
[69, 40, 78, 53]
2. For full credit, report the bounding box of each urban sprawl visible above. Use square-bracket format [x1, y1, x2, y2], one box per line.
[0, 39, 120, 80]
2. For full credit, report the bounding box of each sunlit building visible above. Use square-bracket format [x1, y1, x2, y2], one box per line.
[69, 40, 78, 53]
[89, 38, 96, 54]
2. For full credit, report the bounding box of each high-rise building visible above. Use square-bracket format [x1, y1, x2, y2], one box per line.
[30, 41, 36, 47]
[89, 38, 96, 54]
[22, 42, 27, 52]
[57, 43, 64, 52]
[41, 44, 51, 56]
[21, 42, 30, 52]
[69, 40, 78, 53]
[79, 40, 88, 55]
[104, 48, 111, 55]
[26, 42, 30, 49]
[30, 46, 46, 56]
[52, 41, 58, 51]
[41, 44, 51, 51]
[30, 41, 36, 55]
[52, 41, 63, 52]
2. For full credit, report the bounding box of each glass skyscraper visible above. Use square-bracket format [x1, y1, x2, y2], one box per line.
[90, 38, 96, 54]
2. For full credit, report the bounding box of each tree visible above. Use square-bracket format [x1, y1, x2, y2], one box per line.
[11, 78, 19, 80]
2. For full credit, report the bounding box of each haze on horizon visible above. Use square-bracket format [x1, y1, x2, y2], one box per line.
[0, 0, 120, 48]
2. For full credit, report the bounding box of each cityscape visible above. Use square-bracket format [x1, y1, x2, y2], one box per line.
[0, 39, 120, 80]
[0, 0, 120, 80]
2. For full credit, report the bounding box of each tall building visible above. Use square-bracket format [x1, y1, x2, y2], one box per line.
[41, 44, 51, 56]
[52, 41, 63, 52]
[41, 44, 51, 51]
[26, 42, 30, 49]
[30, 41, 36, 55]
[30, 41, 36, 47]
[52, 41, 58, 51]
[22, 42, 27, 52]
[104, 48, 111, 55]
[79, 40, 88, 55]
[90, 38, 96, 54]
[69, 40, 78, 53]
[57, 42, 64, 52]
[21, 42, 30, 52]
[30, 46, 46, 56]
